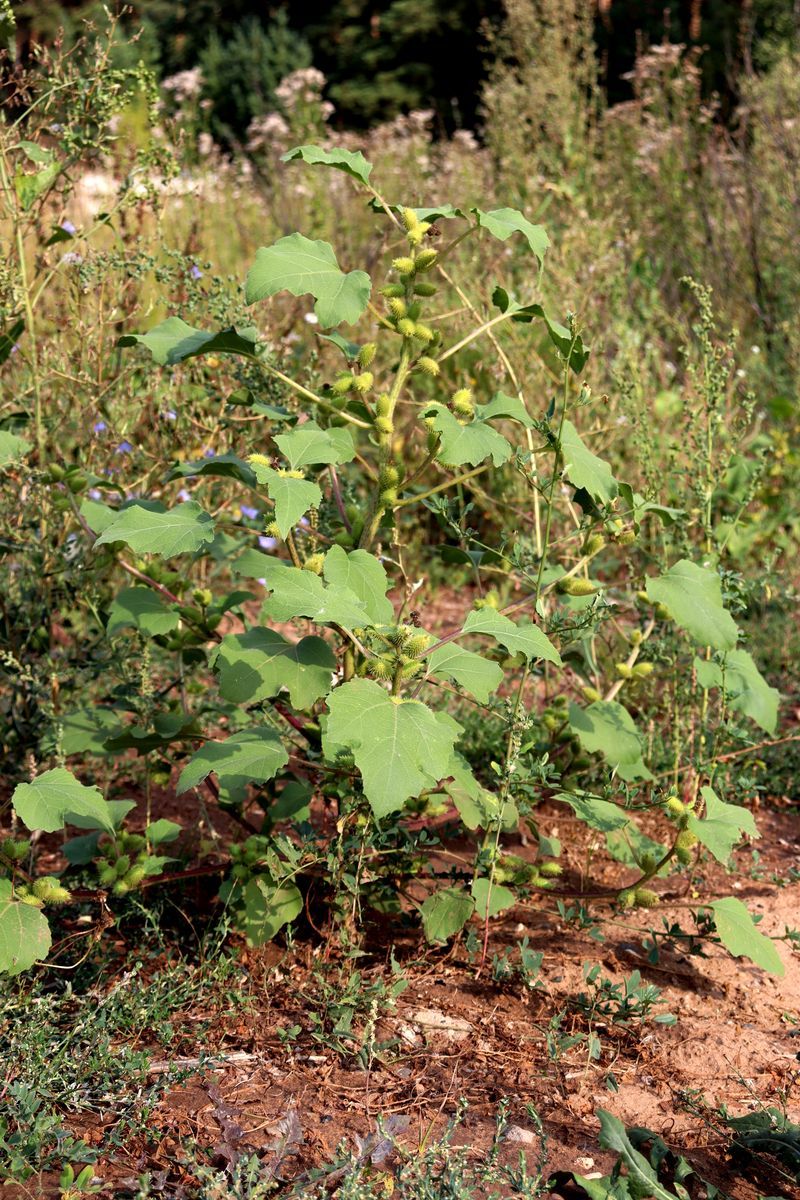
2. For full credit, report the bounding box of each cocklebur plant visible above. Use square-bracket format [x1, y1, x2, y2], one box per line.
[1, 146, 783, 979]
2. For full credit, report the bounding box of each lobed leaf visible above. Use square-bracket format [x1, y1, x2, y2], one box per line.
[245, 233, 371, 327]
[0, 881, 52, 976]
[12, 768, 115, 834]
[107, 587, 180, 638]
[646, 560, 738, 651]
[474, 206, 550, 266]
[421, 886, 475, 944]
[324, 680, 462, 818]
[710, 897, 784, 975]
[95, 501, 215, 558]
[239, 877, 303, 946]
[422, 403, 512, 468]
[461, 606, 562, 665]
[694, 650, 779, 734]
[281, 143, 373, 186]
[177, 728, 289, 804]
[560, 419, 618, 504]
[687, 786, 760, 864]
[213, 628, 336, 709]
[249, 466, 321, 538]
[426, 643, 503, 704]
[119, 317, 259, 365]
[322, 546, 393, 624]
[260, 561, 370, 628]
[274, 421, 356, 470]
[568, 700, 652, 780]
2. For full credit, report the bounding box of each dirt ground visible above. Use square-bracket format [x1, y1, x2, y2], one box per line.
[9, 799, 798, 1200]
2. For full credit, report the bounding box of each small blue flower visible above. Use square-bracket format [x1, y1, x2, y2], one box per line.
[115, 440, 133, 454]
[61, 220, 76, 235]
[163, 409, 177, 421]
[10, 343, 19, 356]
[257, 577, 267, 586]
[258, 535, 277, 551]
[88, 488, 102, 500]
[93, 420, 106, 433]
[190, 264, 203, 280]
[177, 488, 191, 502]
[203, 447, 215, 458]
[240, 505, 259, 521]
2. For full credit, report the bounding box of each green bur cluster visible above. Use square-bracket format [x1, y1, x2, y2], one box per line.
[361, 624, 432, 688]
[96, 831, 150, 896]
[228, 835, 271, 883]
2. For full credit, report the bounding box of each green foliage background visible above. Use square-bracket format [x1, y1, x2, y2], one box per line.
[9, 0, 800, 134]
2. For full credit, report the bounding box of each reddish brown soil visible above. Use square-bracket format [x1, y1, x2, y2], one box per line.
[8, 802, 799, 1200]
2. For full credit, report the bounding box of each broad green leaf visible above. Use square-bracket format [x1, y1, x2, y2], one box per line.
[569, 701, 652, 779]
[427, 643, 503, 704]
[270, 781, 312, 824]
[118, 318, 259, 365]
[282, 143, 373, 186]
[474, 206, 549, 266]
[0, 881, 52, 976]
[239, 876, 303, 945]
[274, 421, 356, 470]
[471, 877, 516, 920]
[687, 786, 760, 864]
[57, 708, 123, 756]
[694, 650, 779, 734]
[63, 832, 102, 866]
[475, 393, 534, 428]
[558, 793, 631, 833]
[79, 497, 118, 535]
[233, 548, 274, 579]
[560, 420, 617, 504]
[178, 728, 289, 804]
[421, 886, 475, 944]
[168, 453, 258, 488]
[423, 403, 512, 467]
[0, 430, 32, 466]
[250, 465, 321, 537]
[95, 501, 215, 557]
[245, 234, 371, 327]
[596, 1109, 679, 1200]
[710, 897, 784, 975]
[147, 819, 181, 846]
[12, 768, 115, 834]
[462, 607, 562, 665]
[213, 628, 335, 709]
[646, 560, 738, 651]
[322, 546, 393, 624]
[260, 561, 370, 629]
[324, 679, 462, 818]
[107, 587, 180, 637]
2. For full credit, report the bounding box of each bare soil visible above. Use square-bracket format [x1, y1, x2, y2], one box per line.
[9, 801, 799, 1200]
